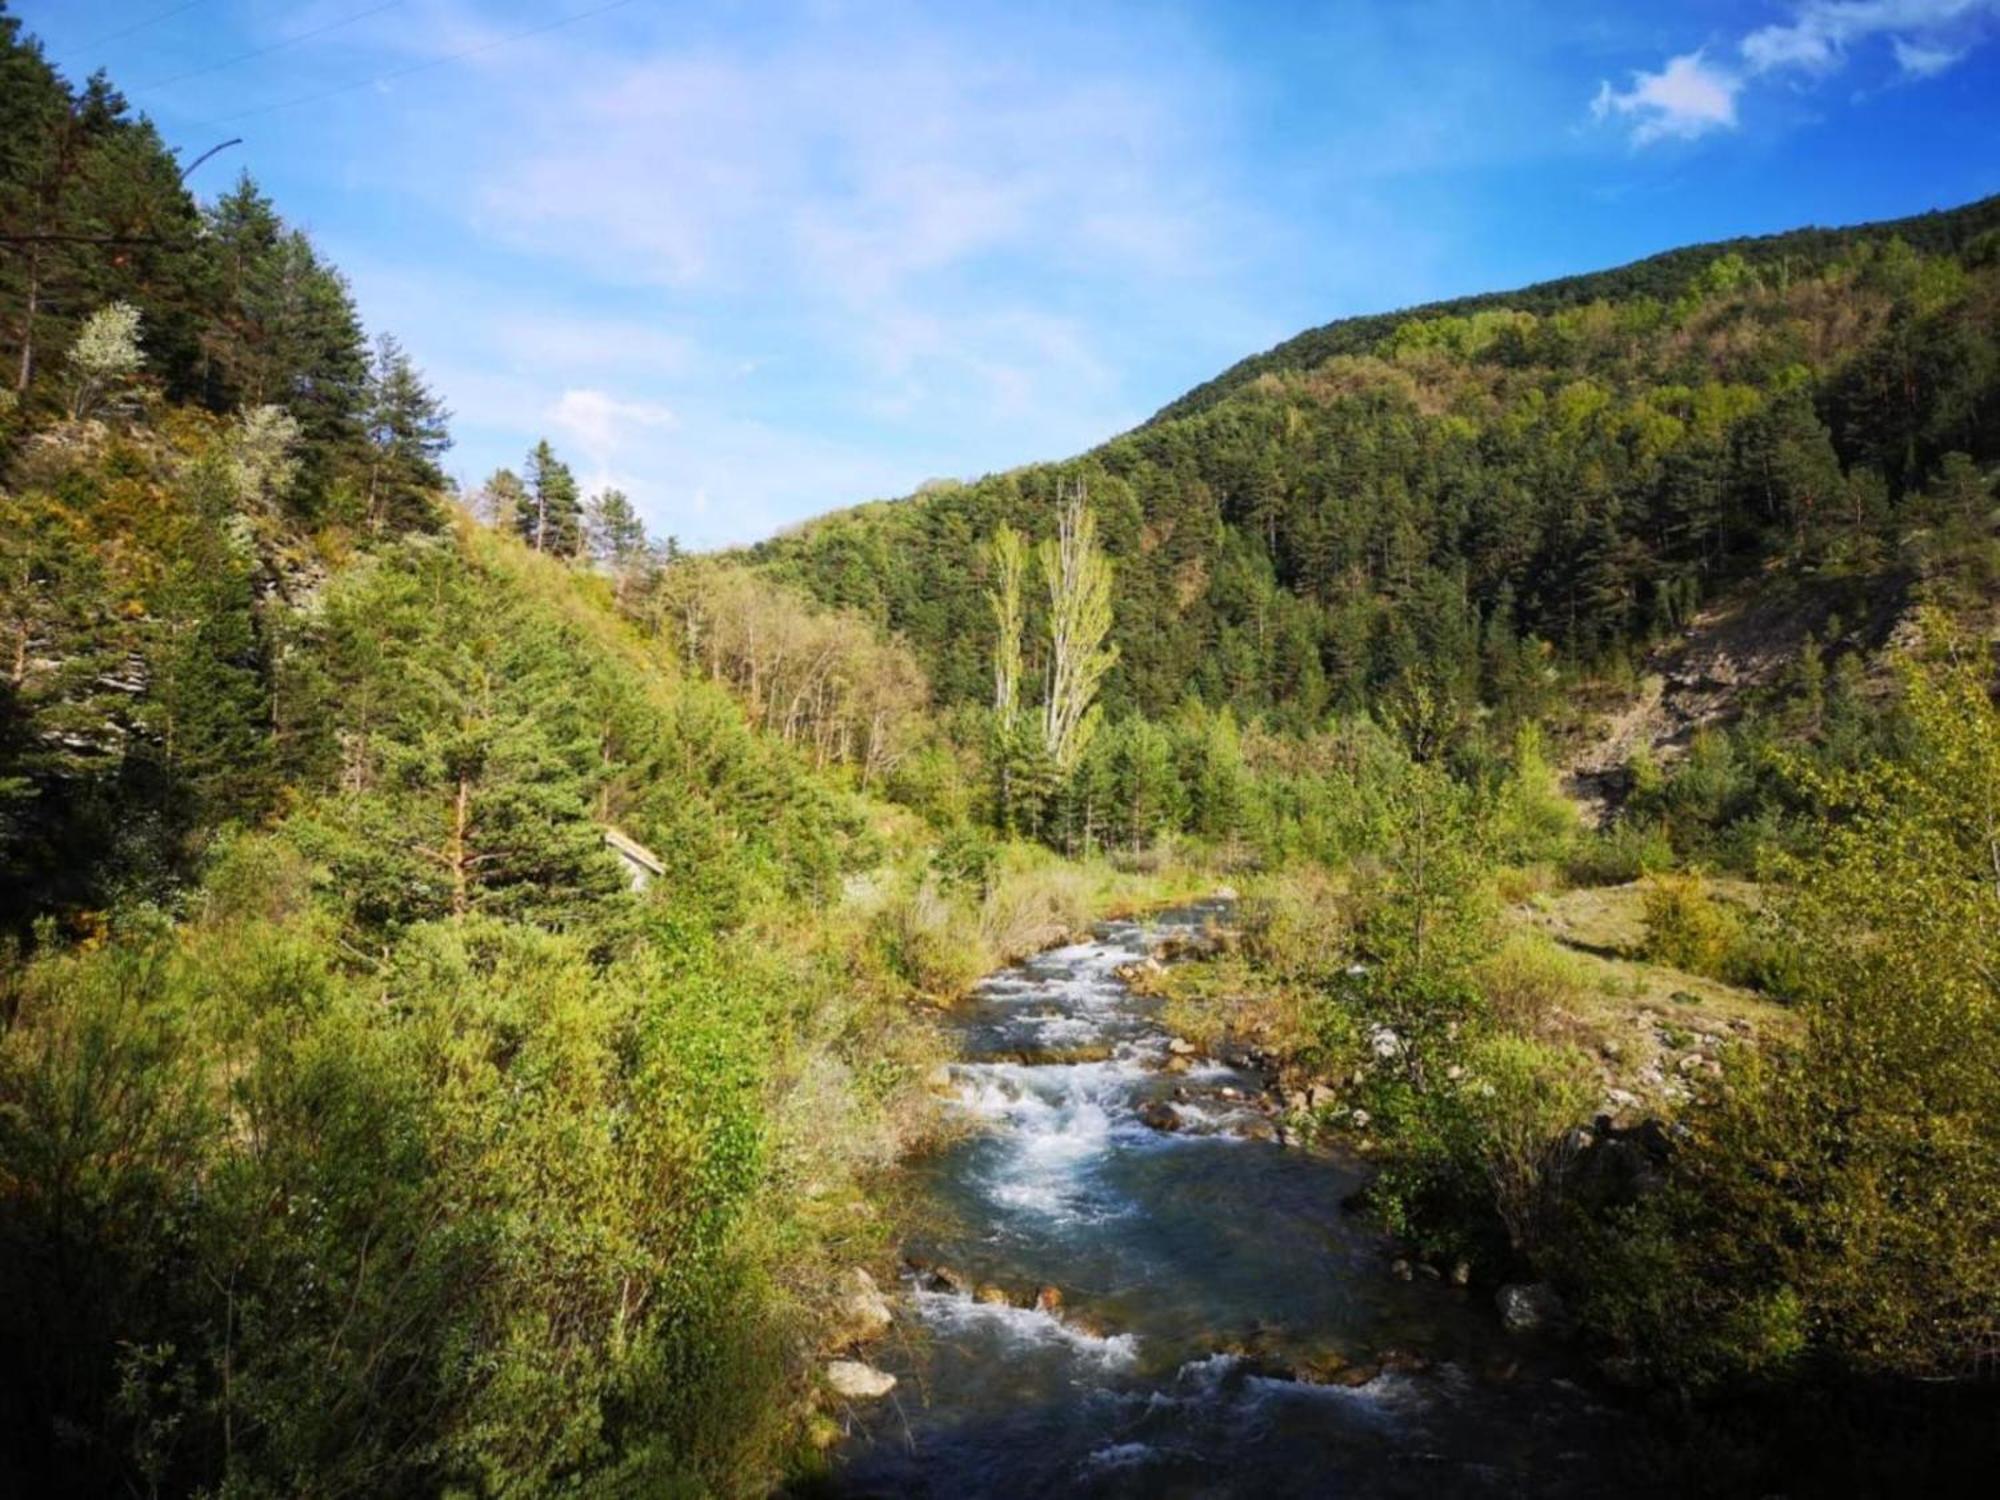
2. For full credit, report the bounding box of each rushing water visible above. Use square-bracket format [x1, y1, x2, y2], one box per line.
[826, 905, 1632, 1499]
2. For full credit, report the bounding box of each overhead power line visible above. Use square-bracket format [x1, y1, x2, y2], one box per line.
[198, 0, 649, 126]
[79, 1, 206, 52]
[135, 1, 406, 93]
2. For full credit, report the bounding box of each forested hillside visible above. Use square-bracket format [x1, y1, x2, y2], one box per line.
[0, 15, 985, 1494]
[754, 195, 2000, 735]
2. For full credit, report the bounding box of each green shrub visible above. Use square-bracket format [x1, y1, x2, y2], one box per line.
[1240, 866, 1352, 987]
[1567, 817, 1675, 885]
[1642, 872, 1744, 977]
[1459, 1032, 1595, 1257]
[1474, 930, 1596, 1035]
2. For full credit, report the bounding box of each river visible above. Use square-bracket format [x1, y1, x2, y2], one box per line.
[825, 903, 1634, 1498]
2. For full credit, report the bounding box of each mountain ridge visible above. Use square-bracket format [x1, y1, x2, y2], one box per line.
[1145, 190, 2000, 427]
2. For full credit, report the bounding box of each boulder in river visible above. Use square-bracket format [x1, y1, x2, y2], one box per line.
[1167, 1036, 1197, 1056]
[1137, 1100, 1182, 1132]
[1034, 1284, 1064, 1314]
[923, 1264, 968, 1295]
[1496, 1282, 1566, 1334]
[1009, 1043, 1114, 1066]
[974, 1283, 1011, 1306]
[826, 1360, 897, 1400]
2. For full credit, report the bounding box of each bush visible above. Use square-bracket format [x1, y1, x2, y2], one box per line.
[1474, 930, 1596, 1036]
[1239, 865, 1352, 987]
[1459, 1033, 1595, 1257]
[1642, 872, 1745, 978]
[1567, 817, 1675, 885]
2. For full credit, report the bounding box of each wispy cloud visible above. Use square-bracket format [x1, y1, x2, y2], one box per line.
[1890, 33, 1971, 73]
[1594, 0, 1998, 145]
[316, 2, 1269, 544]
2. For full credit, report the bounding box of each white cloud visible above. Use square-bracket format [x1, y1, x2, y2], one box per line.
[1743, 0, 1990, 74]
[1596, 0, 1997, 145]
[548, 388, 677, 487]
[1592, 51, 1743, 145]
[1891, 34, 1971, 72]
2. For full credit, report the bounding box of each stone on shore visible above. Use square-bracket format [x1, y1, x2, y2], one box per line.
[826, 1359, 897, 1399]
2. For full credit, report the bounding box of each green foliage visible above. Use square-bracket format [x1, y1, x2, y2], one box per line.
[1458, 1033, 1594, 1257]
[1474, 929, 1595, 1035]
[1556, 636, 2000, 1393]
[1640, 872, 1747, 979]
[1492, 723, 1579, 866]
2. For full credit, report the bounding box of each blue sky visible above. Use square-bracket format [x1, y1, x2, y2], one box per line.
[17, 1, 2000, 546]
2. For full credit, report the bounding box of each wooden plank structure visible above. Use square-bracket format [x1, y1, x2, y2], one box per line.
[602, 827, 665, 891]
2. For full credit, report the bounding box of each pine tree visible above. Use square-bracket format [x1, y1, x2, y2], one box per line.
[519, 440, 582, 556]
[477, 468, 527, 531]
[361, 333, 451, 532]
[585, 487, 647, 564]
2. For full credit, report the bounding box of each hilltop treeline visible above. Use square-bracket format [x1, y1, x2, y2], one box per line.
[755, 200, 2000, 734]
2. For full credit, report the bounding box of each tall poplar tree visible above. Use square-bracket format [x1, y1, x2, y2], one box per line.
[1038, 482, 1117, 775]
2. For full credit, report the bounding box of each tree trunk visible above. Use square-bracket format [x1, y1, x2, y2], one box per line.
[15, 243, 41, 393]
[449, 775, 471, 919]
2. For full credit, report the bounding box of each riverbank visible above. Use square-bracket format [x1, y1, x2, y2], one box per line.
[809, 905, 1641, 1498]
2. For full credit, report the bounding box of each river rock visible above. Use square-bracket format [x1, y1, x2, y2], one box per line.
[1010, 1043, 1114, 1066]
[1034, 1284, 1064, 1314]
[1137, 1100, 1181, 1132]
[1167, 1036, 1197, 1056]
[924, 1264, 968, 1294]
[1306, 1082, 1337, 1110]
[1325, 1361, 1380, 1387]
[1213, 885, 1239, 901]
[1163, 1053, 1192, 1075]
[974, 1283, 1011, 1306]
[1496, 1281, 1566, 1334]
[826, 1359, 897, 1400]
[839, 1267, 893, 1342]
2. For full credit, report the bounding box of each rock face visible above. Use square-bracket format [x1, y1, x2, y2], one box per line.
[826, 1359, 898, 1399]
[1496, 1282, 1566, 1334]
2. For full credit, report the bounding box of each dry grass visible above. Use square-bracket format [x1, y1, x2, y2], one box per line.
[1500, 884, 1796, 1118]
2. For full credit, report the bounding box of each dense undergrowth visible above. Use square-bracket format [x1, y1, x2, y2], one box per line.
[1137, 630, 2000, 1492]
